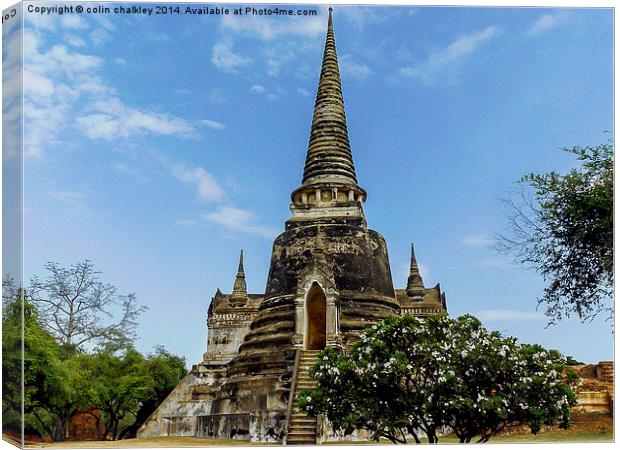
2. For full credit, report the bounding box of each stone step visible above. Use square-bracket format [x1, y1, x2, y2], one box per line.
[290, 415, 314, 420]
[285, 351, 319, 446]
[288, 431, 316, 438]
[289, 415, 315, 421]
[288, 421, 315, 428]
[290, 416, 313, 422]
[290, 421, 314, 426]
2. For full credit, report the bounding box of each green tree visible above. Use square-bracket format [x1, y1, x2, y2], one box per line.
[3, 268, 185, 442]
[117, 346, 187, 439]
[85, 348, 152, 440]
[2, 291, 91, 441]
[299, 315, 576, 444]
[82, 345, 186, 440]
[498, 142, 613, 324]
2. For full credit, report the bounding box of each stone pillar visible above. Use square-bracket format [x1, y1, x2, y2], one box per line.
[293, 296, 304, 348]
[325, 295, 338, 347]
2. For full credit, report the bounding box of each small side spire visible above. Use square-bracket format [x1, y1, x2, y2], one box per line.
[230, 250, 248, 306]
[406, 243, 425, 298]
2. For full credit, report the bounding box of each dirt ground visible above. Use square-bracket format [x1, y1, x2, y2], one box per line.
[16, 412, 613, 447]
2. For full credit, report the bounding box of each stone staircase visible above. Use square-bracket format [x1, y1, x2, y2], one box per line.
[597, 361, 614, 384]
[285, 350, 321, 445]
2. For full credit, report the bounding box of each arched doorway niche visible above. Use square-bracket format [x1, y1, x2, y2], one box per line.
[305, 282, 327, 350]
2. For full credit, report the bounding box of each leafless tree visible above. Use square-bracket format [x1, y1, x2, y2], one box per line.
[28, 260, 146, 349]
[2, 273, 18, 312]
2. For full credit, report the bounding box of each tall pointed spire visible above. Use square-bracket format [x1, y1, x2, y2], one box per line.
[301, 7, 358, 187]
[406, 243, 425, 298]
[289, 8, 367, 226]
[230, 250, 248, 306]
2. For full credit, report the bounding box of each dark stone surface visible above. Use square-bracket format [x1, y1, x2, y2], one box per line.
[266, 224, 395, 300]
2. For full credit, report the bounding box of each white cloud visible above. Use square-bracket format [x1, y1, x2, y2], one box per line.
[472, 258, 513, 269]
[208, 88, 227, 104]
[65, 34, 86, 48]
[340, 6, 386, 29]
[114, 162, 144, 179]
[220, 12, 325, 40]
[297, 87, 311, 97]
[460, 234, 493, 246]
[24, 71, 55, 98]
[92, 14, 116, 32]
[50, 190, 85, 205]
[145, 31, 171, 42]
[340, 54, 372, 79]
[262, 43, 297, 76]
[172, 164, 225, 202]
[77, 98, 197, 140]
[198, 119, 226, 130]
[202, 206, 277, 237]
[474, 309, 546, 322]
[60, 15, 88, 30]
[114, 58, 126, 65]
[211, 39, 253, 73]
[21, 29, 200, 154]
[27, 41, 103, 77]
[90, 29, 112, 45]
[251, 85, 266, 93]
[25, 14, 56, 32]
[527, 12, 569, 36]
[400, 26, 499, 84]
[174, 218, 197, 227]
[24, 67, 79, 156]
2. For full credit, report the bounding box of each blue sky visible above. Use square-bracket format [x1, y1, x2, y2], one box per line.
[9, 2, 613, 365]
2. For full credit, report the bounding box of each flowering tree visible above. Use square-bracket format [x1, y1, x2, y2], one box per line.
[299, 314, 576, 444]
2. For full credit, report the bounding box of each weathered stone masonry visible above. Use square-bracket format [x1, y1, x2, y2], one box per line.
[138, 9, 447, 444]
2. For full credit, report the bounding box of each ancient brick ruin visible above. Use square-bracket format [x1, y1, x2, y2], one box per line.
[138, 9, 447, 444]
